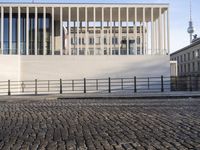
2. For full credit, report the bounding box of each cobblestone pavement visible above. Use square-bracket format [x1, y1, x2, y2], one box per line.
[0, 98, 200, 150]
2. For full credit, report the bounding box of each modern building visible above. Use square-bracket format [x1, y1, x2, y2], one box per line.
[0, 3, 170, 81]
[170, 38, 200, 76]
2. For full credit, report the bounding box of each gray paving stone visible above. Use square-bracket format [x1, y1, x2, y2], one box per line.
[0, 98, 199, 149]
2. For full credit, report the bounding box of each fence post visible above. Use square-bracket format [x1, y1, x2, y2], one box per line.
[84, 78, 86, 93]
[161, 76, 164, 92]
[8, 80, 11, 96]
[121, 78, 123, 90]
[72, 80, 74, 91]
[189, 75, 192, 91]
[60, 79, 63, 94]
[134, 76, 137, 93]
[108, 77, 111, 93]
[96, 79, 98, 91]
[35, 79, 37, 95]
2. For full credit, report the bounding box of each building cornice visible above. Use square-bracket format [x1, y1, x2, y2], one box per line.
[0, 2, 169, 7]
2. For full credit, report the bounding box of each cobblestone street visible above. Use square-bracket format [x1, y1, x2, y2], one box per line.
[0, 98, 200, 150]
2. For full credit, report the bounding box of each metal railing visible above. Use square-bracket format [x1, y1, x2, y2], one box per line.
[0, 75, 199, 96]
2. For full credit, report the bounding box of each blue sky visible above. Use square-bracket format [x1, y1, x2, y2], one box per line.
[0, 0, 200, 53]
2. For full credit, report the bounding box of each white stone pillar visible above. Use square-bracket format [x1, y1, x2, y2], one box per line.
[43, 7, 46, 55]
[154, 20, 157, 54]
[159, 8, 162, 54]
[68, 7, 71, 55]
[107, 21, 109, 55]
[18, 7, 21, 55]
[85, 7, 88, 55]
[9, 7, 12, 55]
[60, 7, 63, 55]
[101, 7, 104, 55]
[77, 7, 79, 55]
[26, 7, 29, 55]
[167, 9, 170, 54]
[93, 7, 96, 55]
[52, 7, 54, 55]
[134, 7, 137, 55]
[0, 7, 3, 54]
[143, 7, 145, 54]
[118, 7, 120, 55]
[35, 7, 37, 55]
[151, 7, 154, 55]
[110, 7, 112, 55]
[126, 7, 129, 55]
[164, 10, 166, 54]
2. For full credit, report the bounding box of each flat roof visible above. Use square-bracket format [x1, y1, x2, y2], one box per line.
[0, 2, 169, 7]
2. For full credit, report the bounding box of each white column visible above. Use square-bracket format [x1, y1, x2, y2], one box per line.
[101, 7, 104, 55]
[85, 7, 87, 55]
[60, 7, 63, 55]
[126, 7, 129, 55]
[93, 7, 96, 55]
[159, 8, 162, 54]
[140, 22, 142, 55]
[154, 19, 158, 54]
[146, 22, 148, 54]
[143, 7, 145, 54]
[118, 7, 120, 55]
[43, 7, 46, 55]
[77, 7, 79, 55]
[26, 7, 29, 55]
[164, 10, 166, 54]
[151, 8, 154, 55]
[1, 7, 3, 54]
[35, 7, 37, 55]
[167, 9, 170, 54]
[68, 7, 71, 55]
[107, 21, 109, 55]
[134, 7, 137, 55]
[110, 8, 112, 55]
[18, 7, 21, 55]
[9, 7, 12, 55]
[52, 7, 54, 55]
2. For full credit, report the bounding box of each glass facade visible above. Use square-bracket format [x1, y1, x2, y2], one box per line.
[12, 14, 17, 54]
[1, 13, 51, 55]
[3, 14, 9, 54]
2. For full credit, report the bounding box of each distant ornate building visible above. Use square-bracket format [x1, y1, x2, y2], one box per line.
[170, 38, 200, 76]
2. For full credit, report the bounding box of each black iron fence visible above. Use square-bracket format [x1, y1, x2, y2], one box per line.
[0, 75, 199, 96]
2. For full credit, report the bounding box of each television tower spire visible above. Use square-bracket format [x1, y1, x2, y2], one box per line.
[187, 0, 194, 43]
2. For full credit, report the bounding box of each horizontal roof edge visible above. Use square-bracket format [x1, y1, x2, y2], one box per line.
[0, 2, 169, 6]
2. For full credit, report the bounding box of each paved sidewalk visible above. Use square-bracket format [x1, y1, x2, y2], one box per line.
[1, 91, 200, 102]
[0, 98, 200, 150]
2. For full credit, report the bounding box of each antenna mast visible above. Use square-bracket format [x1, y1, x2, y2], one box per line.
[187, 0, 194, 43]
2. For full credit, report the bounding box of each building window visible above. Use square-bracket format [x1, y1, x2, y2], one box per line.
[89, 38, 94, 45]
[177, 56, 179, 63]
[104, 38, 107, 45]
[192, 62, 195, 72]
[181, 64, 183, 73]
[184, 64, 186, 73]
[184, 54, 186, 62]
[180, 55, 183, 62]
[187, 53, 190, 61]
[198, 61, 200, 71]
[188, 63, 190, 72]
[192, 51, 195, 59]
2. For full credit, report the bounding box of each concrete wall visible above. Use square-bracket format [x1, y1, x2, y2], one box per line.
[0, 56, 20, 81]
[20, 55, 170, 80]
[0, 55, 170, 81]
